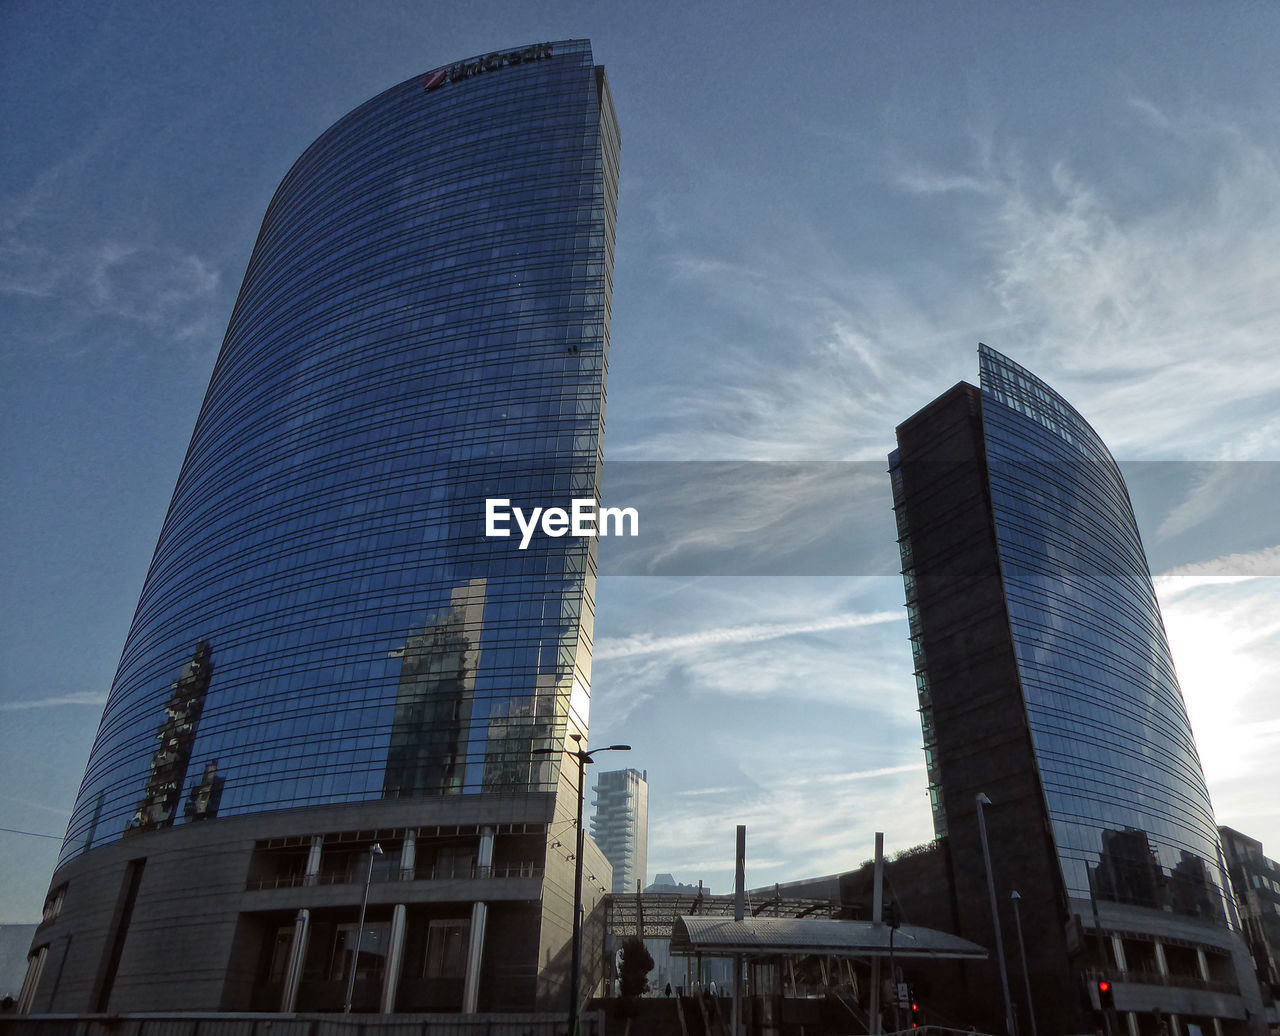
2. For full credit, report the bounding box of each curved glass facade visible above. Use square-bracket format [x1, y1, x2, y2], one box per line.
[979, 344, 1235, 921]
[60, 40, 619, 865]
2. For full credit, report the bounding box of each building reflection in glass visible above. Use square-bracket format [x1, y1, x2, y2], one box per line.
[482, 682, 559, 792]
[184, 760, 225, 822]
[126, 641, 213, 834]
[1088, 826, 1226, 923]
[383, 579, 486, 798]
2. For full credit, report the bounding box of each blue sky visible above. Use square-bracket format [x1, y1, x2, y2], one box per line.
[4, 1, 1280, 922]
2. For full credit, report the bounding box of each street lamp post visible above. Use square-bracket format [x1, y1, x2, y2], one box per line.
[534, 734, 630, 1036]
[886, 901, 901, 1032]
[975, 793, 1015, 1036]
[344, 841, 383, 1014]
[888, 924, 898, 1032]
[1010, 891, 1037, 1036]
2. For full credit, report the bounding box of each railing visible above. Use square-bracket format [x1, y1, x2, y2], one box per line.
[248, 862, 543, 891]
[1086, 966, 1238, 996]
[1121, 967, 1238, 994]
[0, 1014, 603, 1036]
[829, 990, 869, 1030]
[883, 1029, 995, 1036]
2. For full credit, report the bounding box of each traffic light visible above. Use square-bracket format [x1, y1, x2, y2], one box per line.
[909, 987, 920, 1028]
[1096, 977, 1115, 1010]
[884, 900, 900, 929]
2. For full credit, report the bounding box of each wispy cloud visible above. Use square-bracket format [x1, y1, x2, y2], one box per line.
[971, 104, 1280, 461]
[1155, 464, 1241, 539]
[777, 763, 920, 786]
[589, 578, 924, 889]
[674, 635, 906, 706]
[2, 144, 223, 354]
[590, 578, 912, 737]
[896, 167, 998, 197]
[1, 239, 222, 348]
[1156, 544, 1280, 584]
[0, 692, 106, 712]
[647, 748, 932, 888]
[613, 197, 959, 462]
[618, 300, 953, 462]
[0, 123, 111, 236]
[601, 462, 895, 576]
[1161, 580, 1280, 819]
[623, 98, 1280, 469]
[595, 610, 900, 661]
[0, 795, 72, 818]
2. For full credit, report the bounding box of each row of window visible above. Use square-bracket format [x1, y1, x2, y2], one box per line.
[979, 349, 1230, 917]
[61, 51, 615, 865]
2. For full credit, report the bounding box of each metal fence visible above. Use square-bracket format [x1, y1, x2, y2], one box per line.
[248, 862, 544, 891]
[0, 1013, 603, 1036]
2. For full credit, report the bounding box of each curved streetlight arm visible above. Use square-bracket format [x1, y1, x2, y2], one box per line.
[532, 741, 632, 760]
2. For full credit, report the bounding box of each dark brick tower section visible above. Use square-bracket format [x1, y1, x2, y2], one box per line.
[891, 384, 1084, 1034]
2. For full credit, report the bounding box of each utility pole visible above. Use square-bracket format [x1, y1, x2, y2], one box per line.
[732, 825, 745, 1036]
[870, 832, 884, 1035]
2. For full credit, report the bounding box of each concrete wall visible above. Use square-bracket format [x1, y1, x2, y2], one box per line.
[26, 793, 559, 1013]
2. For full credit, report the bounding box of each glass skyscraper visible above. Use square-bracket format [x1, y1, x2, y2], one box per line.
[21, 40, 619, 1016]
[889, 345, 1264, 1036]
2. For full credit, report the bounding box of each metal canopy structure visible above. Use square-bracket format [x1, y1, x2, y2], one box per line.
[604, 892, 837, 938]
[670, 916, 989, 961]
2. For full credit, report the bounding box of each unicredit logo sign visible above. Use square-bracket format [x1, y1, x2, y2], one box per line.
[423, 43, 554, 92]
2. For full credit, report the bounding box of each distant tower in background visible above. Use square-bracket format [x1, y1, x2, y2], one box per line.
[591, 768, 648, 894]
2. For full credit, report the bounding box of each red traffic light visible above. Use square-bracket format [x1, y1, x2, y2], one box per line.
[1097, 980, 1111, 993]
